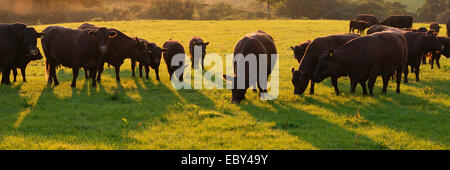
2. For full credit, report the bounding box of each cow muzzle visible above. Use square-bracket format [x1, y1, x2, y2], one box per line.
[29, 49, 38, 56]
[99, 46, 108, 53]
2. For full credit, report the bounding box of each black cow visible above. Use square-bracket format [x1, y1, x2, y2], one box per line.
[223, 30, 277, 104]
[313, 31, 408, 96]
[429, 37, 450, 69]
[349, 20, 369, 34]
[290, 40, 311, 63]
[42, 26, 117, 87]
[189, 36, 209, 70]
[402, 30, 442, 83]
[355, 14, 379, 27]
[131, 39, 167, 80]
[380, 15, 413, 28]
[13, 48, 43, 82]
[163, 39, 186, 82]
[0, 23, 43, 85]
[291, 34, 361, 95]
[78, 23, 150, 82]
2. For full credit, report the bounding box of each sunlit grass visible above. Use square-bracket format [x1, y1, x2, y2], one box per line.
[0, 20, 448, 150]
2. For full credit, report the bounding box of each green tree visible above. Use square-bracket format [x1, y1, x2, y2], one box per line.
[256, 0, 284, 20]
[417, 0, 449, 22]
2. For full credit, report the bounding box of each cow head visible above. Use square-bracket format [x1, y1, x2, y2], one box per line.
[133, 38, 151, 66]
[290, 40, 311, 63]
[88, 27, 117, 53]
[291, 67, 310, 95]
[147, 43, 166, 69]
[193, 41, 209, 58]
[223, 74, 247, 104]
[312, 50, 335, 83]
[21, 27, 44, 56]
[424, 30, 443, 52]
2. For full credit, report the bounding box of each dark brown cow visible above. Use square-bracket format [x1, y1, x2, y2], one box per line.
[402, 30, 442, 83]
[189, 36, 209, 70]
[13, 48, 43, 82]
[291, 34, 360, 95]
[355, 14, 379, 27]
[78, 23, 150, 82]
[290, 40, 311, 63]
[223, 30, 277, 104]
[367, 25, 403, 35]
[131, 39, 167, 80]
[429, 37, 450, 69]
[163, 39, 186, 82]
[349, 20, 369, 34]
[0, 23, 43, 85]
[42, 26, 117, 87]
[380, 15, 413, 28]
[312, 31, 408, 96]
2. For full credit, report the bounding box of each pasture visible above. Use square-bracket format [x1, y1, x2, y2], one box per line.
[0, 20, 448, 150]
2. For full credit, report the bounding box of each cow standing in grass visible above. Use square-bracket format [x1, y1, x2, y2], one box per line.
[42, 26, 117, 87]
[223, 30, 277, 104]
[312, 31, 408, 96]
[131, 39, 167, 80]
[0, 23, 43, 85]
[13, 48, 43, 82]
[355, 14, 379, 27]
[380, 15, 413, 28]
[349, 20, 369, 34]
[189, 36, 209, 70]
[163, 39, 186, 82]
[291, 34, 360, 95]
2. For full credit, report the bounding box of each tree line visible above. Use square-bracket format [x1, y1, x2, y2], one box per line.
[0, 0, 448, 25]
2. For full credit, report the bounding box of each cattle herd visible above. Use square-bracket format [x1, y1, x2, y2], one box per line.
[0, 15, 449, 103]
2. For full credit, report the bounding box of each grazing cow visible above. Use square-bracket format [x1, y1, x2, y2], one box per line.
[402, 30, 442, 83]
[312, 31, 408, 96]
[291, 34, 361, 95]
[430, 37, 450, 69]
[223, 30, 277, 104]
[42, 26, 117, 87]
[0, 23, 43, 85]
[367, 25, 403, 35]
[430, 22, 441, 33]
[290, 40, 311, 63]
[13, 48, 43, 82]
[131, 39, 167, 80]
[163, 39, 186, 82]
[189, 36, 209, 70]
[380, 15, 413, 28]
[78, 23, 150, 82]
[355, 14, 379, 27]
[349, 20, 370, 34]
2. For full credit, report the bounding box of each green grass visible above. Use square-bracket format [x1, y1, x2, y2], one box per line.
[0, 20, 448, 150]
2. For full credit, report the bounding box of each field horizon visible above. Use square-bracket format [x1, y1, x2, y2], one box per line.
[0, 20, 448, 150]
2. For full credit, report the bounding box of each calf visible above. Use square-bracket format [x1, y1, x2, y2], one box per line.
[163, 39, 186, 82]
[349, 20, 369, 34]
[380, 15, 413, 28]
[402, 30, 442, 83]
[131, 39, 167, 80]
[189, 36, 209, 70]
[355, 14, 379, 27]
[291, 34, 360, 95]
[13, 48, 43, 82]
[223, 30, 277, 104]
[290, 40, 311, 63]
[78, 23, 150, 82]
[42, 26, 117, 87]
[313, 31, 408, 96]
[0, 23, 43, 85]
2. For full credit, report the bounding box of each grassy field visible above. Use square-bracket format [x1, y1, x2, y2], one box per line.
[0, 20, 448, 150]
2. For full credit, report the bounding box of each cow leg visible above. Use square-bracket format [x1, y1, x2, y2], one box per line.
[90, 68, 97, 87]
[50, 65, 59, 86]
[350, 79, 357, 94]
[71, 68, 79, 88]
[396, 69, 402, 94]
[96, 65, 104, 82]
[202, 57, 205, 70]
[115, 66, 121, 82]
[309, 81, 315, 95]
[360, 81, 368, 96]
[12, 68, 17, 83]
[403, 66, 409, 84]
[155, 68, 160, 81]
[131, 60, 136, 77]
[381, 75, 389, 95]
[21, 67, 27, 82]
[331, 76, 340, 95]
[430, 56, 435, 69]
[145, 66, 150, 79]
[84, 68, 89, 79]
[414, 66, 420, 82]
[2, 67, 11, 85]
[436, 54, 441, 69]
[138, 63, 143, 78]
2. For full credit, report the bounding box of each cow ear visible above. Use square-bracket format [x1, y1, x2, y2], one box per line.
[161, 48, 168, 53]
[88, 31, 97, 37]
[37, 33, 44, 38]
[205, 42, 210, 46]
[290, 47, 295, 50]
[109, 31, 117, 38]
